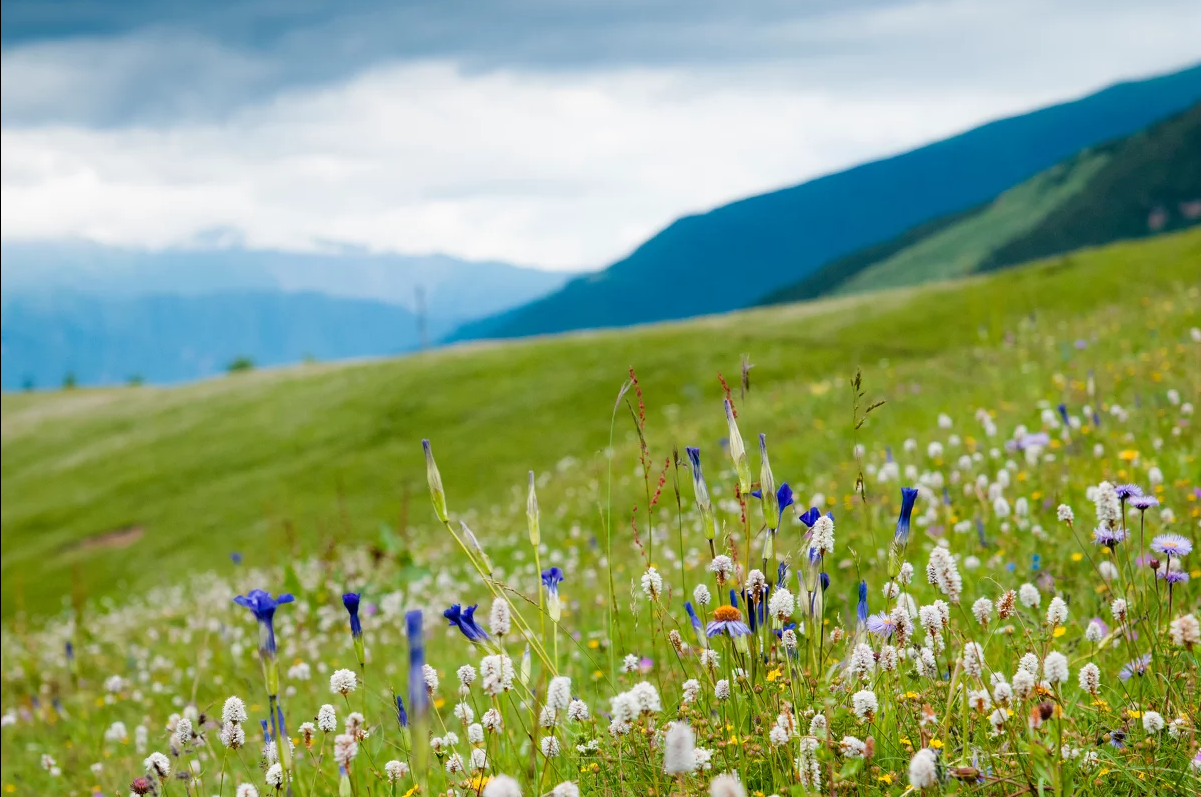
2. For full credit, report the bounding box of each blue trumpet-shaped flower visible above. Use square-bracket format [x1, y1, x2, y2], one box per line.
[684, 601, 704, 643]
[894, 487, 919, 545]
[751, 482, 795, 529]
[406, 611, 428, 715]
[233, 589, 295, 658]
[395, 694, 408, 729]
[443, 604, 489, 644]
[342, 592, 363, 638]
[542, 566, 565, 622]
[856, 580, 869, 626]
[797, 506, 821, 528]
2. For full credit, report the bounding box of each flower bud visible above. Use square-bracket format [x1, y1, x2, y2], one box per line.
[422, 440, 448, 522]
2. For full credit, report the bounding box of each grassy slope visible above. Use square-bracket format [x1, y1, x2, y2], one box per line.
[3, 230, 1200, 619]
[834, 151, 1109, 294]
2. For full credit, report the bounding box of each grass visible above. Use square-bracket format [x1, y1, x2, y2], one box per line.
[0, 229, 1199, 797]
[2, 229, 1199, 621]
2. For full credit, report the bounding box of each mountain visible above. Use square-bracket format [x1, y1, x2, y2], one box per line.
[453, 62, 1201, 341]
[0, 242, 570, 327]
[0, 290, 446, 389]
[760, 102, 1201, 303]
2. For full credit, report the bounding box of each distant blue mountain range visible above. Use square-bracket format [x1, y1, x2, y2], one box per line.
[453, 62, 1201, 341]
[1, 244, 569, 388]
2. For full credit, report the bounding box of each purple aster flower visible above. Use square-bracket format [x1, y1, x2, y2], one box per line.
[1119, 654, 1151, 681]
[706, 605, 751, 638]
[865, 612, 895, 638]
[1108, 729, 1127, 749]
[233, 589, 295, 658]
[1130, 495, 1159, 511]
[1158, 570, 1190, 584]
[1114, 484, 1143, 501]
[1092, 527, 1126, 547]
[443, 603, 489, 644]
[1150, 534, 1192, 558]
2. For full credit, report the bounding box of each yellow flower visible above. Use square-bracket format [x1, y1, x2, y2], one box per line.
[877, 774, 895, 784]
[402, 787, 421, 797]
[904, 691, 920, 699]
[1053, 627, 1067, 638]
[1119, 449, 1139, 461]
[930, 739, 944, 749]
[1071, 553, 1084, 562]
[1127, 710, 1143, 719]
[433, 698, 445, 709]
[765, 667, 783, 682]
[587, 639, 600, 649]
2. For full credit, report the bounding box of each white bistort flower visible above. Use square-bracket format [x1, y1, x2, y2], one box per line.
[329, 669, 357, 695]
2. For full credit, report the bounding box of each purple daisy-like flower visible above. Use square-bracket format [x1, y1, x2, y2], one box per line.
[706, 605, 751, 638]
[865, 612, 895, 638]
[1150, 533, 1192, 558]
[1119, 653, 1152, 682]
[1158, 570, 1190, 584]
[1092, 527, 1126, 547]
[1130, 495, 1159, 511]
[1114, 484, 1143, 501]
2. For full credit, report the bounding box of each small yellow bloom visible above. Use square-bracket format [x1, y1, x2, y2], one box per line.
[765, 667, 783, 682]
[1071, 553, 1084, 562]
[930, 739, 944, 749]
[878, 774, 894, 784]
[1119, 449, 1139, 461]
[1053, 627, 1067, 638]
[587, 639, 600, 649]
[1127, 710, 1143, 719]
[904, 691, 920, 699]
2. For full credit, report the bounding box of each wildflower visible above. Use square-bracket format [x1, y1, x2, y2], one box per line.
[962, 642, 985, 678]
[482, 708, 504, 731]
[709, 773, 746, 797]
[967, 689, 991, 712]
[384, 760, 409, 783]
[422, 439, 448, 521]
[1046, 596, 1068, 626]
[1012, 670, 1035, 700]
[235, 785, 258, 797]
[1110, 598, 1128, 623]
[852, 689, 878, 721]
[848, 643, 876, 681]
[768, 588, 794, 622]
[265, 763, 284, 788]
[809, 713, 828, 737]
[1169, 614, 1200, 648]
[223, 696, 248, 725]
[342, 592, 363, 640]
[865, 611, 896, 638]
[489, 599, 511, 637]
[1130, 495, 1159, 511]
[540, 736, 560, 758]
[693, 584, 712, 606]
[1044, 652, 1069, 684]
[333, 733, 357, 767]
[316, 705, 337, 733]
[173, 716, 193, 748]
[622, 654, 639, 673]
[796, 737, 822, 787]
[1056, 504, 1074, 523]
[706, 605, 751, 638]
[641, 566, 664, 601]
[709, 555, 735, 585]
[444, 604, 490, 644]
[405, 610, 430, 727]
[130, 778, 154, 796]
[810, 515, 835, 557]
[539, 567, 565, 623]
[1120, 654, 1152, 681]
[840, 735, 867, 758]
[1093, 526, 1126, 547]
[997, 590, 1016, 619]
[232, 589, 294, 659]
[482, 775, 521, 797]
[664, 722, 697, 774]
[330, 669, 357, 696]
[993, 680, 1013, 706]
[552, 783, 580, 797]
[547, 676, 572, 712]
[714, 679, 731, 700]
[480, 654, 516, 696]
[971, 598, 993, 625]
[1150, 534, 1192, 558]
[1019, 583, 1040, 609]
[894, 487, 919, 545]
[144, 752, 171, 780]
[724, 399, 751, 495]
[1079, 663, 1101, 695]
[686, 447, 717, 541]
[909, 748, 939, 789]
[1143, 711, 1165, 734]
[1085, 620, 1105, 643]
[928, 547, 962, 604]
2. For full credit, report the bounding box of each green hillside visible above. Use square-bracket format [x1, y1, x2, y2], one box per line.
[761, 102, 1200, 305]
[2, 230, 1199, 619]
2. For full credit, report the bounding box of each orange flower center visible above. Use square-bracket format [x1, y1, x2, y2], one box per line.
[713, 605, 742, 622]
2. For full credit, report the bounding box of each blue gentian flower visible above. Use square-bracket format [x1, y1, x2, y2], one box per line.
[776, 562, 789, 588]
[894, 487, 919, 544]
[1057, 403, 1069, 425]
[342, 592, 363, 638]
[542, 566, 565, 621]
[797, 506, 821, 528]
[230, 552, 243, 565]
[443, 604, 489, 644]
[856, 580, 869, 626]
[820, 572, 830, 592]
[684, 601, 704, 641]
[233, 589, 295, 658]
[752, 482, 795, 528]
[260, 718, 272, 742]
[729, 589, 739, 608]
[65, 641, 74, 663]
[406, 610, 428, 716]
[396, 694, 408, 729]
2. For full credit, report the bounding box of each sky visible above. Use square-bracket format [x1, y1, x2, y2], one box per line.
[2, 0, 1199, 271]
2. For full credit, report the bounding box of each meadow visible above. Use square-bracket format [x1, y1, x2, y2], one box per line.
[1, 229, 1199, 796]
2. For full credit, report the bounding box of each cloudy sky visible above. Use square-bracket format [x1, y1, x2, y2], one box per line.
[2, 1, 1199, 271]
